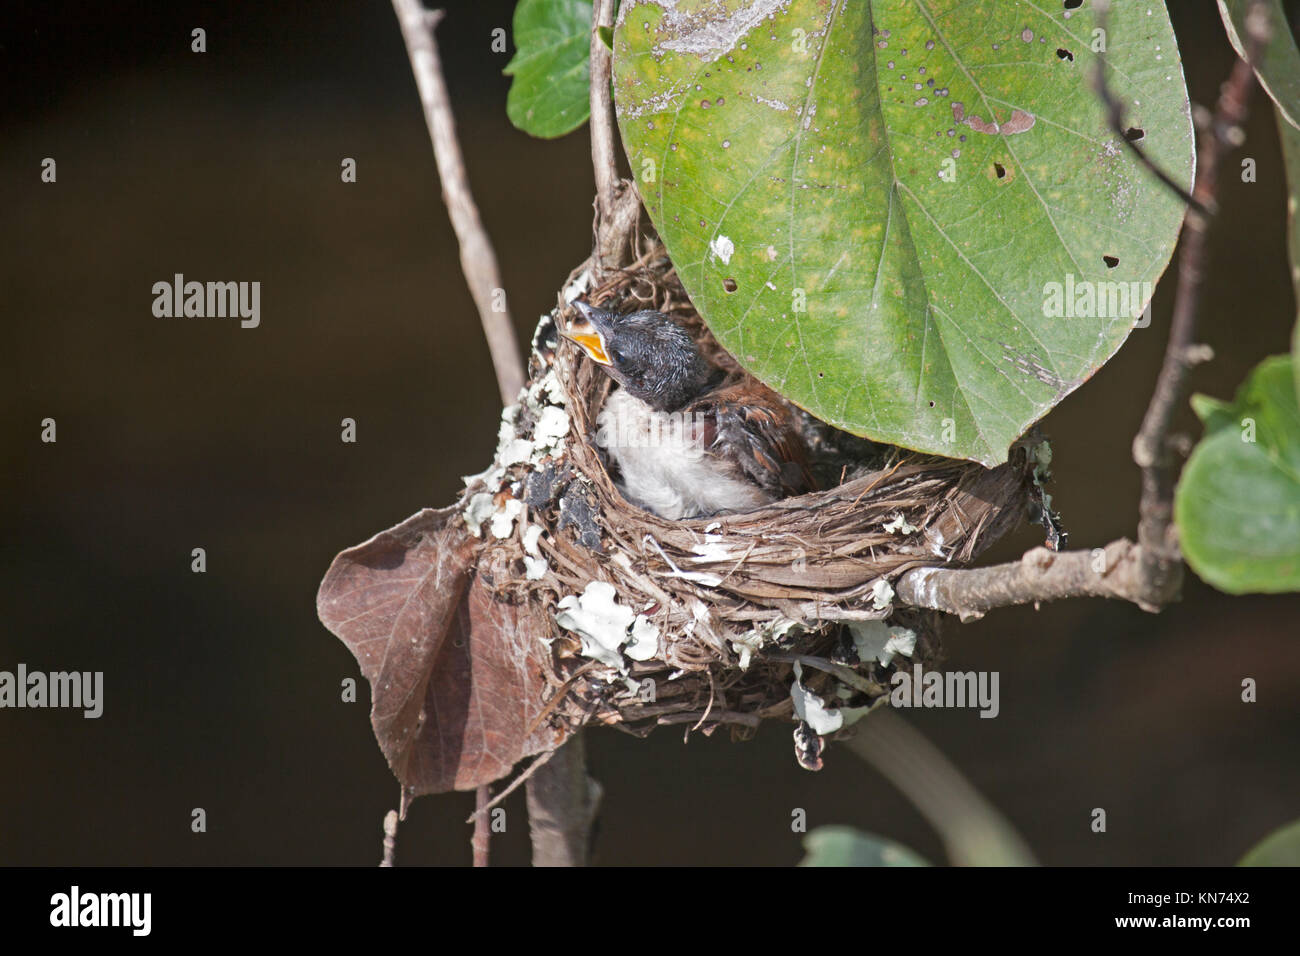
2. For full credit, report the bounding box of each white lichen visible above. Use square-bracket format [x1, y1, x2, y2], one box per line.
[848, 620, 917, 666]
[555, 581, 659, 673]
[626, 614, 661, 661]
[790, 661, 843, 735]
[489, 497, 523, 539]
[731, 616, 801, 670]
[462, 492, 496, 538]
[533, 405, 571, 452]
[883, 513, 919, 535]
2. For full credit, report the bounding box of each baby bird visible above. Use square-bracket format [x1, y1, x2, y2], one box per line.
[561, 300, 813, 519]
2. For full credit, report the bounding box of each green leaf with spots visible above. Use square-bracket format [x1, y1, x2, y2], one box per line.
[799, 825, 931, 866]
[505, 0, 592, 138]
[1175, 356, 1300, 594]
[1219, 0, 1300, 132]
[613, 0, 1192, 465]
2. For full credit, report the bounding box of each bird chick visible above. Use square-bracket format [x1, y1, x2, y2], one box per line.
[561, 300, 813, 519]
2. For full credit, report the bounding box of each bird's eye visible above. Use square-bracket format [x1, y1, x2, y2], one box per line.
[609, 347, 624, 364]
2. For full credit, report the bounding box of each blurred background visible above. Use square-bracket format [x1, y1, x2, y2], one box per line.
[3, 0, 1298, 865]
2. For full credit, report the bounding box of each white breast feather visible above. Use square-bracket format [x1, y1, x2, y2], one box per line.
[595, 389, 771, 520]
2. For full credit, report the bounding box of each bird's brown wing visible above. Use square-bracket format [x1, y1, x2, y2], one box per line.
[688, 378, 817, 498]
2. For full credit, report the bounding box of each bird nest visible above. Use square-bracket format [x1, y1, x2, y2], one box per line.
[465, 242, 1038, 766]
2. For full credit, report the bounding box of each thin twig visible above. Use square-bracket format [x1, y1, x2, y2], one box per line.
[590, 0, 620, 223]
[471, 785, 491, 867]
[390, 0, 525, 405]
[1093, 0, 1206, 214]
[379, 809, 399, 867]
[588, 0, 641, 278]
[465, 749, 557, 824]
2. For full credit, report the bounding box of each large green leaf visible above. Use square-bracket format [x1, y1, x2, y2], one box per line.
[614, 0, 1193, 464]
[1219, 0, 1300, 132]
[1175, 356, 1300, 593]
[799, 825, 930, 866]
[505, 0, 593, 138]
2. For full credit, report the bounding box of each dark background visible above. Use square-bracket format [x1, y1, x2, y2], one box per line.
[3, 0, 1298, 866]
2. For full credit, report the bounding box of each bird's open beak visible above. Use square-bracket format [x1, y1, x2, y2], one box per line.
[560, 300, 614, 366]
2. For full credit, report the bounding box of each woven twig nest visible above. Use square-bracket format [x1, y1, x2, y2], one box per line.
[464, 241, 1037, 767]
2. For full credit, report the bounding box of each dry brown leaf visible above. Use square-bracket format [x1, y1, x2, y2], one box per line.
[317, 507, 566, 796]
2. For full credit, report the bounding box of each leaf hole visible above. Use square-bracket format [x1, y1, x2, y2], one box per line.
[1103, 254, 1119, 268]
[1124, 126, 1145, 142]
[1056, 48, 1074, 61]
[1063, 0, 1082, 8]
[994, 162, 1007, 179]
[723, 278, 738, 293]
[928, 401, 936, 408]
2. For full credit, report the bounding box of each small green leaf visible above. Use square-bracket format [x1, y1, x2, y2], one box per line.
[1239, 818, 1300, 866]
[504, 0, 592, 138]
[1219, 0, 1300, 131]
[614, 0, 1192, 465]
[799, 825, 930, 867]
[1176, 356, 1300, 593]
[1190, 393, 1237, 436]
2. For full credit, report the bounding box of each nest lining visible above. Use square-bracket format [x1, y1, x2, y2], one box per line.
[463, 242, 1037, 748]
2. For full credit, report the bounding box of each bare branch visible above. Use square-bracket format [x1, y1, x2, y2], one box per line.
[379, 809, 399, 867]
[590, 0, 619, 219]
[471, 785, 491, 867]
[390, 0, 525, 405]
[896, 539, 1164, 621]
[588, 0, 641, 278]
[525, 734, 602, 866]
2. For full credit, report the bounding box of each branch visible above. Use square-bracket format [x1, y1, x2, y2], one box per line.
[379, 809, 399, 867]
[896, 539, 1155, 621]
[471, 785, 491, 867]
[524, 734, 603, 866]
[390, 0, 525, 406]
[590, 0, 619, 223]
[896, 8, 1266, 620]
[589, 0, 641, 278]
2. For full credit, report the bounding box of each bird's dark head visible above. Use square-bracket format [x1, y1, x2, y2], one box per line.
[561, 300, 714, 412]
